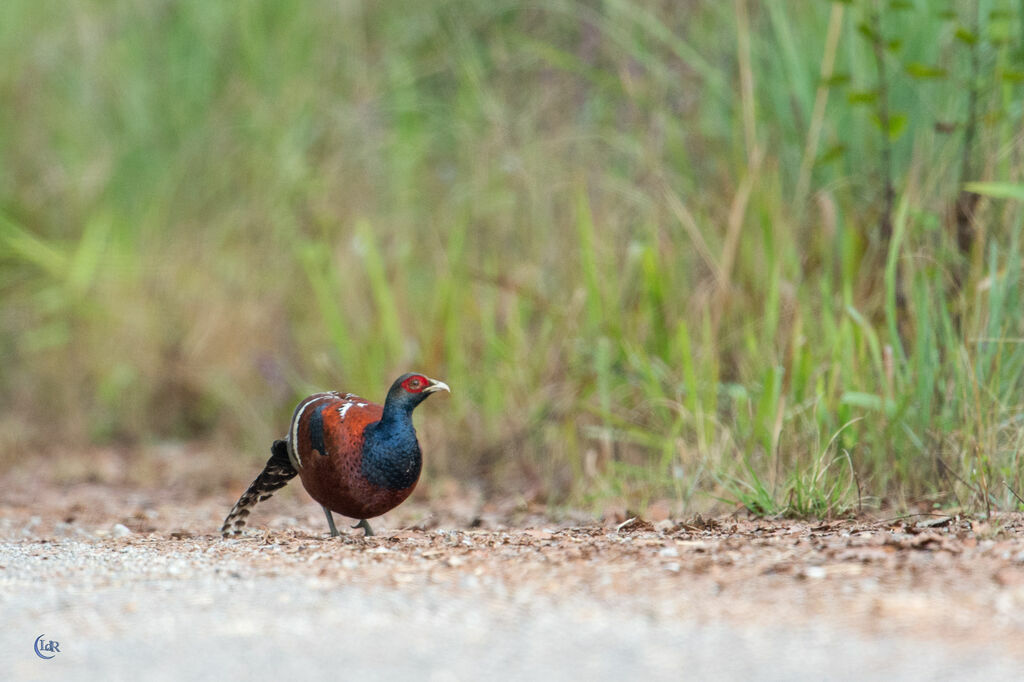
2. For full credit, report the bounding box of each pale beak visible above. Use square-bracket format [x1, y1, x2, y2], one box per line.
[424, 379, 451, 394]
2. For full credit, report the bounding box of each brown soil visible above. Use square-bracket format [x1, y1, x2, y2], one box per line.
[3, 449, 1024, 679]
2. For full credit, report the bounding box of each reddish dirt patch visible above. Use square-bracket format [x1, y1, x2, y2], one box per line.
[3, 450, 1024, 665]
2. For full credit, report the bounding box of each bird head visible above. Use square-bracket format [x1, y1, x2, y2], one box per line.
[385, 372, 451, 412]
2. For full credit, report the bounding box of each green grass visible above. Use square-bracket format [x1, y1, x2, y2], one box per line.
[2, 0, 1024, 517]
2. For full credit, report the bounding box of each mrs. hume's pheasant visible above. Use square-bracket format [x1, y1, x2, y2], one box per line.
[221, 373, 449, 538]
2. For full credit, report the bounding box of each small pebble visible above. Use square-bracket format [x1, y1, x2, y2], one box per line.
[803, 566, 827, 579]
[654, 519, 676, 533]
[112, 524, 132, 538]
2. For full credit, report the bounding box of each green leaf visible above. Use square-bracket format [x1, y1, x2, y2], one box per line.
[818, 143, 846, 165]
[840, 392, 896, 415]
[1001, 69, 1024, 83]
[905, 62, 948, 79]
[955, 27, 978, 45]
[820, 72, 851, 87]
[847, 89, 879, 105]
[889, 113, 908, 140]
[964, 182, 1024, 201]
[988, 19, 1012, 44]
[856, 22, 879, 43]
[889, 0, 913, 9]
[872, 112, 908, 140]
[0, 214, 68, 278]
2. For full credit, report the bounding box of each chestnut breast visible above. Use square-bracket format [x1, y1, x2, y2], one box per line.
[287, 392, 420, 520]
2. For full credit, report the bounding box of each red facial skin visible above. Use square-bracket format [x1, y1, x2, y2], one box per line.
[290, 393, 419, 520]
[400, 375, 429, 393]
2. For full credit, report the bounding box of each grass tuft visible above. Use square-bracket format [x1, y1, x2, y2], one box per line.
[2, 1, 1024, 516]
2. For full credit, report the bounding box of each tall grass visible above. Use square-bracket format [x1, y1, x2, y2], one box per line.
[2, 0, 1024, 515]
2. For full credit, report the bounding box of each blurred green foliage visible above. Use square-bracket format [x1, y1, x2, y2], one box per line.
[3, 0, 1024, 515]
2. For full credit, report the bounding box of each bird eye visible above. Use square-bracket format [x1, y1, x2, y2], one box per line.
[401, 375, 428, 392]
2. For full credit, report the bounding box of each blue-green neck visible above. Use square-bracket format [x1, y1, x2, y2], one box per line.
[361, 403, 421, 490]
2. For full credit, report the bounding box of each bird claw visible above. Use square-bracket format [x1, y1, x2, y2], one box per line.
[352, 519, 375, 536]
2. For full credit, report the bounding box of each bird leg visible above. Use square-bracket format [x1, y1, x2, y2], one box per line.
[352, 519, 374, 536]
[322, 506, 340, 537]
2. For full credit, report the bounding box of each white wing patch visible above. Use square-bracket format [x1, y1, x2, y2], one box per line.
[288, 392, 372, 469]
[337, 397, 369, 421]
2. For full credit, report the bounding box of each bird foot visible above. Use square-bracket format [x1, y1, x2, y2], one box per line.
[351, 519, 374, 536]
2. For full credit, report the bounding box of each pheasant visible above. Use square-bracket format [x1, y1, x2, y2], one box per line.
[221, 373, 449, 537]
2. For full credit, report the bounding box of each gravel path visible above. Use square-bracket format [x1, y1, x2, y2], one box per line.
[4, 525, 1024, 681]
[3, 568, 1019, 682]
[1, 547, 1020, 682]
[3, 477, 1024, 680]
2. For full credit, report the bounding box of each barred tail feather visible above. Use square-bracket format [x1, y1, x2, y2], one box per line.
[221, 439, 297, 536]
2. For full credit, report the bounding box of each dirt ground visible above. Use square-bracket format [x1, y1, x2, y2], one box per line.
[3, 451, 1024, 680]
